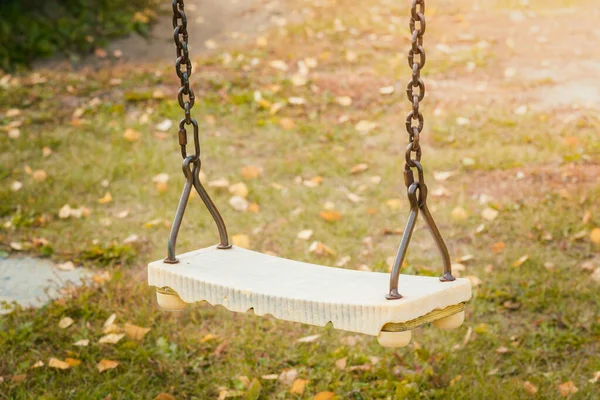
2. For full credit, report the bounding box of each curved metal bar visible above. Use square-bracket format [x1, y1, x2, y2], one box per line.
[387, 182, 420, 299]
[165, 157, 195, 263]
[419, 201, 455, 282]
[191, 162, 231, 249]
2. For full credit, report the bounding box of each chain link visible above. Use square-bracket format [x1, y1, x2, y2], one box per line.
[173, 0, 198, 160]
[405, 0, 426, 163]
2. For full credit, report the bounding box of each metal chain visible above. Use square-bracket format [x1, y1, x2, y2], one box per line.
[387, 0, 455, 299]
[405, 0, 426, 163]
[165, 0, 231, 263]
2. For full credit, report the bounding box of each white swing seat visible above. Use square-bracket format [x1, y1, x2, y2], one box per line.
[148, 246, 471, 347]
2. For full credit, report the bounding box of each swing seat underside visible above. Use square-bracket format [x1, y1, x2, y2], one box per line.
[148, 246, 471, 339]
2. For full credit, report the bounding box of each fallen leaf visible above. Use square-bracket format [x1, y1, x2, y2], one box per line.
[320, 210, 342, 222]
[336, 96, 352, 106]
[32, 170, 47, 182]
[279, 369, 298, 386]
[31, 361, 44, 369]
[379, 86, 395, 95]
[280, 118, 295, 130]
[589, 371, 600, 383]
[452, 207, 469, 221]
[386, 198, 403, 210]
[97, 192, 113, 204]
[591, 268, 600, 283]
[335, 357, 347, 370]
[248, 203, 260, 213]
[269, 60, 288, 71]
[11, 374, 27, 383]
[65, 358, 81, 367]
[59, 317, 74, 329]
[74, 339, 89, 347]
[492, 242, 505, 254]
[232, 234, 250, 248]
[229, 182, 249, 197]
[314, 392, 335, 400]
[512, 255, 529, 267]
[433, 170, 456, 181]
[48, 358, 70, 370]
[590, 228, 600, 244]
[229, 196, 249, 212]
[97, 359, 119, 373]
[154, 394, 175, 400]
[350, 163, 368, 174]
[523, 381, 538, 395]
[10, 242, 24, 251]
[99, 333, 125, 344]
[496, 346, 510, 354]
[309, 241, 336, 257]
[297, 229, 313, 240]
[247, 378, 262, 400]
[11, 181, 23, 192]
[481, 208, 499, 221]
[261, 374, 279, 380]
[241, 166, 261, 179]
[124, 323, 151, 340]
[290, 379, 309, 395]
[123, 128, 142, 142]
[288, 97, 306, 105]
[200, 333, 219, 343]
[355, 120, 377, 135]
[56, 261, 76, 271]
[303, 176, 324, 187]
[558, 381, 578, 397]
[152, 173, 169, 193]
[297, 334, 320, 343]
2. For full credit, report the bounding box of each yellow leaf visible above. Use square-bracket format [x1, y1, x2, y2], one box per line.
[512, 255, 529, 267]
[279, 118, 295, 130]
[97, 192, 113, 204]
[314, 392, 335, 400]
[48, 358, 70, 370]
[335, 357, 347, 370]
[154, 394, 175, 400]
[290, 379, 309, 394]
[241, 166, 261, 179]
[557, 381, 578, 397]
[350, 163, 368, 174]
[232, 234, 250, 249]
[451, 207, 469, 221]
[58, 317, 74, 329]
[97, 359, 119, 373]
[123, 128, 142, 142]
[385, 198, 403, 210]
[65, 358, 81, 367]
[124, 323, 151, 340]
[200, 333, 219, 343]
[308, 241, 336, 257]
[247, 203, 260, 213]
[523, 381, 538, 395]
[228, 182, 249, 198]
[31, 361, 44, 369]
[99, 333, 125, 344]
[481, 207, 499, 221]
[590, 228, 600, 244]
[320, 210, 342, 222]
[152, 173, 169, 193]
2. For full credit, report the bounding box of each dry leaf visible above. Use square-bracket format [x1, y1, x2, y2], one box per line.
[48, 358, 70, 370]
[261, 374, 279, 380]
[481, 208, 499, 221]
[232, 234, 250, 248]
[97, 359, 119, 373]
[97, 192, 113, 204]
[336, 96, 352, 106]
[350, 163, 368, 174]
[103, 313, 117, 329]
[74, 339, 89, 347]
[386, 198, 403, 210]
[269, 60, 288, 71]
[297, 334, 320, 343]
[229, 182, 249, 197]
[591, 268, 600, 283]
[156, 120, 173, 132]
[65, 358, 81, 367]
[512, 255, 529, 267]
[11, 181, 23, 192]
[290, 379, 309, 395]
[99, 333, 125, 344]
[320, 210, 342, 222]
[590, 228, 600, 244]
[288, 97, 306, 105]
[355, 120, 377, 135]
[492, 242, 505, 254]
[280, 118, 295, 130]
[379, 86, 395, 95]
[124, 323, 151, 340]
[209, 178, 230, 189]
[297, 230, 313, 240]
[32, 170, 47, 182]
[56, 261, 76, 271]
[229, 196, 249, 212]
[452, 207, 469, 221]
[241, 166, 261, 179]
[200, 333, 219, 343]
[309, 241, 336, 257]
[303, 176, 324, 187]
[154, 394, 175, 400]
[523, 381, 538, 395]
[59, 317, 74, 329]
[465, 276, 482, 287]
[589, 371, 600, 383]
[123, 128, 142, 142]
[314, 392, 335, 400]
[247, 202, 260, 213]
[152, 173, 169, 193]
[335, 357, 347, 370]
[31, 361, 44, 369]
[278, 369, 298, 386]
[558, 381, 578, 397]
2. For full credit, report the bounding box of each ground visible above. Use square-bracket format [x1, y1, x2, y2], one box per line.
[1, 0, 600, 399]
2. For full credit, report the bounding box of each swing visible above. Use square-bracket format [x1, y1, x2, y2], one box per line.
[148, 0, 472, 348]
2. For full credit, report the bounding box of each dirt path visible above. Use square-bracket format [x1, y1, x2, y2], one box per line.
[35, 0, 287, 69]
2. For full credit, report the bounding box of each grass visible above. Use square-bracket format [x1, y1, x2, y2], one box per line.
[1, 0, 600, 398]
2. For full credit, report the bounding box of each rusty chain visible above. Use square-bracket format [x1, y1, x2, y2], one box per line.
[387, 0, 455, 299]
[165, 0, 231, 264]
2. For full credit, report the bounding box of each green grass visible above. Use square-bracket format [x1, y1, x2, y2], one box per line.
[1, 0, 600, 398]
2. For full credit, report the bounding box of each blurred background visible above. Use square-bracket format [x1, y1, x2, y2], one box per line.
[1, 0, 599, 399]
